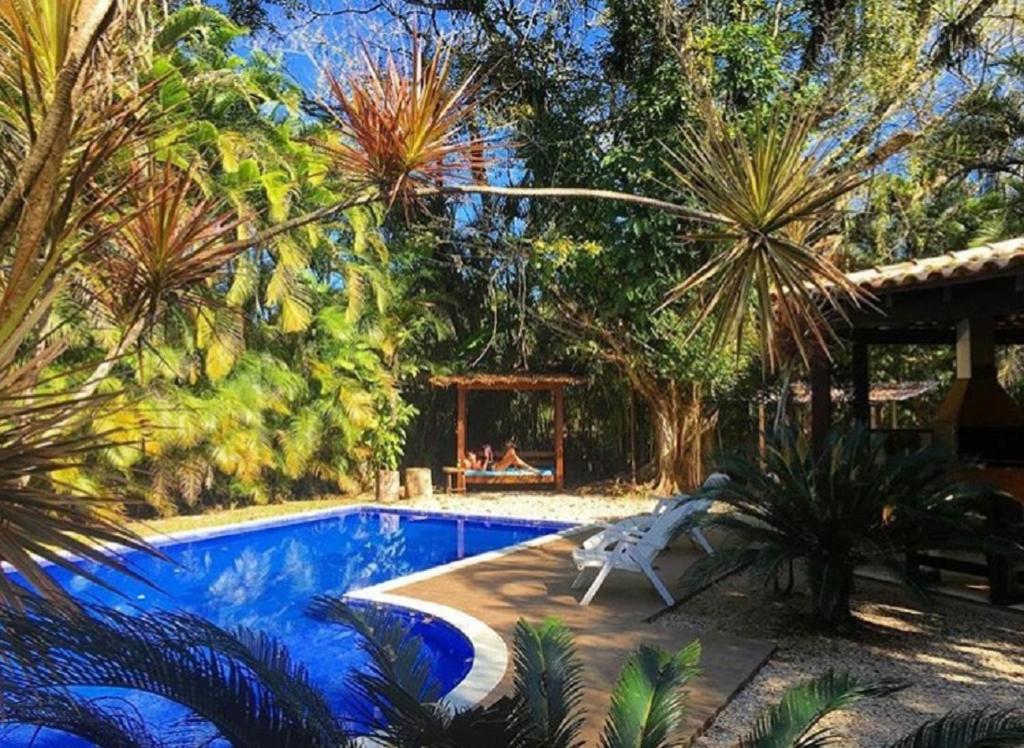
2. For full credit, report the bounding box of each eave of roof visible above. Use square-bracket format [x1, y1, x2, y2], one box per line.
[845, 237, 1024, 294]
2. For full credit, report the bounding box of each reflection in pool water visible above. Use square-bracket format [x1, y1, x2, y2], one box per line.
[3, 508, 567, 747]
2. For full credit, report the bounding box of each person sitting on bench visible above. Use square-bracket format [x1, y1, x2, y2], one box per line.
[462, 440, 539, 473]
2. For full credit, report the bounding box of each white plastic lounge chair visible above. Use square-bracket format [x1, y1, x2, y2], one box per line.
[601, 471, 728, 555]
[570, 473, 727, 607]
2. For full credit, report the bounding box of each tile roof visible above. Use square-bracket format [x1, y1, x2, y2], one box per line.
[845, 237, 1024, 293]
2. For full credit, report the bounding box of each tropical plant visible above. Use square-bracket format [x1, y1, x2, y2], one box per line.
[87, 161, 243, 330]
[0, 596, 701, 748]
[741, 670, 1024, 748]
[662, 105, 868, 367]
[0, 597, 352, 747]
[322, 36, 485, 207]
[310, 597, 702, 748]
[0, 0, 167, 607]
[680, 425, 1013, 629]
[741, 670, 905, 748]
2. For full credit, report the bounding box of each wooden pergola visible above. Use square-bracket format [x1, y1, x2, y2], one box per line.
[430, 373, 584, 491]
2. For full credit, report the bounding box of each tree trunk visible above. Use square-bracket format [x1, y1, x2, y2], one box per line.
[807, 555, 856, 629]
[640, 380, 712, 495]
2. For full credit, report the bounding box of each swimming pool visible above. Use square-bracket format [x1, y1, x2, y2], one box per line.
[2, 506, 569, 746]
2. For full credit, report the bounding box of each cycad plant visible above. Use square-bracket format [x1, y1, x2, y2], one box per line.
[741, 670, 1024, 748]
[0, 596, 701, 748]
[680, 425, 1005, 629]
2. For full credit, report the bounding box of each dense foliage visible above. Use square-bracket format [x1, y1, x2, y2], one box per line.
[230, 0, 1024, 492]
[65, 0, 1018, 501]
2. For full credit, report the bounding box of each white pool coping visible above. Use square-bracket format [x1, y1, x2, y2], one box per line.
[10, 502, 581, 711]
[345, 518, 579, 709]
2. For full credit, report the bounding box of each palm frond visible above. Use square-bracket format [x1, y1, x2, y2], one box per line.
[888, 710, 1024, 748]
[0, 380, 160, 610]
[662, 104, 871, 367]
[0, 688, 164, 748]
[307, 596, 453, 742]
[741, 670, 906, 748]
[321, 35, 485, 207]
[0, 598, 351, 748]
[600, 640, 701, 748]
[155, 5, 243, 53]
[86, 161, 243, 329]
[509, 617, 586, 748]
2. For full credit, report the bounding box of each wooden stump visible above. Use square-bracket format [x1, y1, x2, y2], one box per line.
[376, 469, 401, 503]
[405, 467, 433, 500]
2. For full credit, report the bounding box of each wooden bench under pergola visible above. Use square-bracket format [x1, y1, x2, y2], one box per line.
[430, 373, 583, 492]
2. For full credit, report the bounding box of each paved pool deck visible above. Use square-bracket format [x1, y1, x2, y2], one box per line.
[386, 529, 776, 744]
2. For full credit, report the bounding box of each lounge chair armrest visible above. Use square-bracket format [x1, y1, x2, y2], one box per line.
[580, 526, 644, 551]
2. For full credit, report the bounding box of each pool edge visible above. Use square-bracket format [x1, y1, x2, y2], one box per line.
[346, 523, 580, 709]
[13, 502, 579, 712]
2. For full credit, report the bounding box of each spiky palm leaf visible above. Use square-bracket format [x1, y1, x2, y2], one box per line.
[0, 378, 159, 609]
[600, 641, 701, 748]
[87, 161, 243, 328]
[321, 36, 485, 207]
[0, 598, 353, 748]
[307, 596, 458, 744]
[888, 710, 1024, 748]
[662, 105, 870, 367]
[0, 688, 163, 748]
[510, 617, 586, 748]
[0, 0, 79, 145]
[741, 671, 906, 748]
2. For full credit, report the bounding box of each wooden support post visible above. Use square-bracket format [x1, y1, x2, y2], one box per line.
[956, 316, 996, 379]
[810, 350, 832, 459]
[553, 386, 565, 491]
[456, 386, 467, 492]
[852, 340, 870, 427]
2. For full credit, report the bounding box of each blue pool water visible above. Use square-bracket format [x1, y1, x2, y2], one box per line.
[2, 507, 567, 746]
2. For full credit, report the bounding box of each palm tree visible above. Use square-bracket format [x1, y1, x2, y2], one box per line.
[0, 596, 701, 748]
[0, 0, 170, 608]
[0, 597, 351, 747]
[661, 105, 869, 367]
[679, 425, 1010, 629]
[741, 670, 1024, 747]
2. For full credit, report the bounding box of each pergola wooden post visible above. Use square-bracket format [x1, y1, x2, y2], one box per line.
[553, 386, 565, 490]
[456, 385, 468, 492]
[432, 373, 583, 491]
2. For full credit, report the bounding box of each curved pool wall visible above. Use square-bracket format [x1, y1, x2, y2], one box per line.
[1, 506, 571, 747]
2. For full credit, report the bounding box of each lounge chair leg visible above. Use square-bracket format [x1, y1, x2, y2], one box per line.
[580, 562, 613, 606]
[638, 558, 675, 607]
[571, 569, 589, 590]
[690, 528, 714, 556]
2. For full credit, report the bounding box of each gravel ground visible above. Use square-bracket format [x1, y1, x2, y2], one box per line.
[403, 490, 655, 524]
[660, 568, 1024, 746]
[418, 493, 1024, 746]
